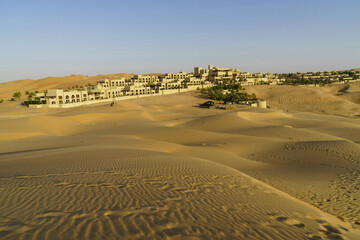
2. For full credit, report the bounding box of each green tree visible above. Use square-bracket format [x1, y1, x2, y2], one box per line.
[13, 91, 22, 101]
[0, 99, 4, 103]
[207, 87, 224, 101]
[200, 88, 207, 95]
[28, 92, 35, 100]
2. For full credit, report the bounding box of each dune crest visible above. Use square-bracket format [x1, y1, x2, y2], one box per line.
[246, 82, 360, 118]
[1, 91, 360, 239]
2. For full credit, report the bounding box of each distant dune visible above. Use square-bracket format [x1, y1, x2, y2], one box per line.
[245, 82, 360, 118]
[0, 73, 135, 99]
[2, 72, 360, 119]
[0, 90, 360, 239]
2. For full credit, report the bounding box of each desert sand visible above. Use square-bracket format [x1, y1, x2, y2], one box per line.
[1, 82, 360, 239]
[0, 73, 165, 99]
[0, 73, 134, 99]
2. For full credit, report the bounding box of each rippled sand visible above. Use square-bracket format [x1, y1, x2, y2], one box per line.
[1, 91, 359, 239]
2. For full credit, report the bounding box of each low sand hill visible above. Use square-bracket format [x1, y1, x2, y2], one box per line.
[1, 91, 360, 239]
[0, 73, 135, 99]
[331, 83, 360, 105]
[0, 73, 165, 99]
[245, 82, 360, 118]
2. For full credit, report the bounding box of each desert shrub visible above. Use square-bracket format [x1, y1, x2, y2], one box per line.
[27, 92, 35, 99]
[24, 100, 46, 105]
[205, 84, 257, 102]
[13, 91, 22, 101]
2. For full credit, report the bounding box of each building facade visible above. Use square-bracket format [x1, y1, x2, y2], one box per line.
[40, 65, 282, 105]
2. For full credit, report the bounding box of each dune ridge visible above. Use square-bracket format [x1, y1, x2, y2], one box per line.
[246, 82, 360, 118]
[1, 91, 360, 239]
[0, 72, 166, 99]
[0, 73, 134, 99]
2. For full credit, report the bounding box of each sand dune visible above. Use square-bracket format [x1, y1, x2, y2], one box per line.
[0, 72, 164, 99]
[246, 82, 360, 118]
[0, 73, 134, 99]
[1, 90, 360, 239]
[1, 147, 358, 240]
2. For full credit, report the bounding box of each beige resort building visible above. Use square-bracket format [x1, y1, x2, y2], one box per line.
[35, 65, 281, 107]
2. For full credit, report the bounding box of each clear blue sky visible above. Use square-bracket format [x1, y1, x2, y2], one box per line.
[1, 0, 359, 82]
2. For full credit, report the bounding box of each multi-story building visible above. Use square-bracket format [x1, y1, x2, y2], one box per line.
[46, 89, 94, 104]
[133, 75, 159, 83]
[40, 65, 288, 106]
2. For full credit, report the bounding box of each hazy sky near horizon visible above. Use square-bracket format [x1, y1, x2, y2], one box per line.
[0, 0, 359, 83]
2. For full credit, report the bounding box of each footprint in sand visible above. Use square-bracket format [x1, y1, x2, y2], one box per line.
[276, 216, 306, 228]
[311, 218, 345, 240]
[319, 224, 344, 239]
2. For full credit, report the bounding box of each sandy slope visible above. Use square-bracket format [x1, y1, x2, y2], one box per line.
[1, 91, 360, 239]
[0, 73, 164, 99]
[0, 73, 134, 99]
[245, 82, 360, 118]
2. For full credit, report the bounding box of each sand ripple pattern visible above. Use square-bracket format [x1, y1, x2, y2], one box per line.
[0, 148, 356, 239]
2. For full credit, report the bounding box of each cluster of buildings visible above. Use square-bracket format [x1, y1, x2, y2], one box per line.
[32, 65, 360, 106]
[276, 68, 360, 83]
[194, 65, 279, 85]
[35, 65, 282, 105]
